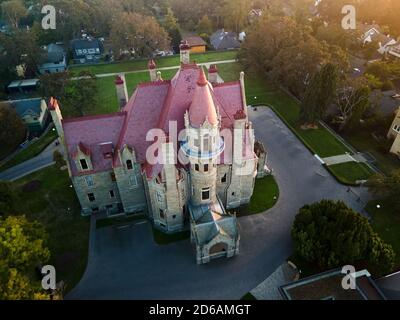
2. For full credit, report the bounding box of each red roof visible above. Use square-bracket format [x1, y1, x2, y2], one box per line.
[148, 59, 156, 70]
[115, 75, 124, 85]
[188, 69, 218, 128]
[62, 64, 252, 178]
[183, 36, 207, 47]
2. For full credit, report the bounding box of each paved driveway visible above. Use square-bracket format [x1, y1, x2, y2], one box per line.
[67, 107, 370, 300]
[0, 139, 61, 181]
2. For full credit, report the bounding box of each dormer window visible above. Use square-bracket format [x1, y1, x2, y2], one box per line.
[80, 159, 88, 170]
[126, 160, 133, 170]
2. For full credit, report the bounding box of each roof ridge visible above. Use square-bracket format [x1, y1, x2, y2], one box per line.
[62, 111, 126, 124]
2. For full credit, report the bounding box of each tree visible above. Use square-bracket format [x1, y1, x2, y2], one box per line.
[0, 215, 50, 299]
[367, 170, 400, 212]
[334, 77, 370, 131]
[163, 8, 182, 52]
[0, 102, 26, 152]
[300, 63, 339, 124]
[0, 182, 20, 216]
[63, 71, 98, 116]
[110, 12, 170, 58]
[1, 0, 28, 29]
[291, 200, 395, 276]
[39, 72, 71, 100]
[196, 15, 212, 35]
[221, 0, 251, 33]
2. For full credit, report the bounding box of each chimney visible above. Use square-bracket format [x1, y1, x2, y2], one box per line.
[48, 97, 64, 139]
[179, 40, 190, 64]
[240, 71, 248, 116]
[115, 74, 128, 109]
[148, 59, 157, 81]
[208, 64, 218, 84]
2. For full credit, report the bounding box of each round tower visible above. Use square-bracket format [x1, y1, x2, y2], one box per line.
[182, 69, 224, 206]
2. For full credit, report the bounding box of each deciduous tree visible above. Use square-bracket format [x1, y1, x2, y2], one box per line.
[292, 200, 395, 276]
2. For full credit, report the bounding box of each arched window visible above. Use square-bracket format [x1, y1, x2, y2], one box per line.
[126, 159, 133, 170]
[203, 134, 210, 151]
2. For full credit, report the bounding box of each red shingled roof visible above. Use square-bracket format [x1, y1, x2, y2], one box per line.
[62, 64, 252, 178]
[188, 69, 218, 128]
[183, 36, 207, 47]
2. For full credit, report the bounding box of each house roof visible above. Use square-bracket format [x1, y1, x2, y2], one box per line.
[10, 98, 44, 117]
[183, 36, 207, 48]
[189, 200, 238, 246]
[210, 29, 241, 50]
[280, 268, 386, 300]
[60, 62, 252, 178]
[43, 43, 65, 64]
[188, 69, 218, 127]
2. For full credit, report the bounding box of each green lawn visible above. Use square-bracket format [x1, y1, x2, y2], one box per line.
[152, 227, 190, 245]
[232, 175, 279, 216]
[11, 165, 90, 293]
[328, 162, 375, 185]
[0, 129, 58, 172]
[69, 50, 237, 75]
[343, 131, 400, 175]
[96, 213, 146, 229]
[366, 199, 400, 268]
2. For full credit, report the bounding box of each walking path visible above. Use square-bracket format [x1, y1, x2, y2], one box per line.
[322, 153, 357, 166]
[0, 139, 62, 181]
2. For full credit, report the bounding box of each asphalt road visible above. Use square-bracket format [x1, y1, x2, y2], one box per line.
[0, 139, 61, 181]
[67, 107, 370, 300]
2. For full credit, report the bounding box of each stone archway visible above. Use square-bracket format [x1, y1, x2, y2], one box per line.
[209, 242, 228, 256]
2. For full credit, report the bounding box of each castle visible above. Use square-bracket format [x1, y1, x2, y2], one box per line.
[49, 42, 268, 264]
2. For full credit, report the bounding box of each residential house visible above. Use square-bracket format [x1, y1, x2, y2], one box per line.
[280, 268, 387, 300]
[387, 107, 400, 157]
[39, 43, 67, 74]
[7, 79, 40, 96]
[210, 29, 241, 51]
[387, 41, 400, 59]
[9, 98, 49, 134]
[71, 37, 104, 64]
[181, 36, 207, 53]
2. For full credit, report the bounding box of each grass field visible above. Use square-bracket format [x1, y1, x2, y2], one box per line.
[366, 199, 400, 269]
[0, 129, 58, 172]
[233, 175, 279, 216]
[69, 50, 237, 75]
[11, 166, 90, 293]
[343, 131, 400, 175]
[328, 162, 375, 185]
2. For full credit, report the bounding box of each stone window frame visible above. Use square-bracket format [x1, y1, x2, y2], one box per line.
[126, 159, 133, 170]
[204, 164, 209, 172]
[129, 175, 138, 188]
[156, 191, 163, 203]
[394, 124, 400, 133]
[109, 190, 115, 198]
[221, 173, 227, 183]
[80, 159, 88, 170]
[201, 187, 210, 201]
[87, 193, 95, 202]
[84, 175, 94, 187]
